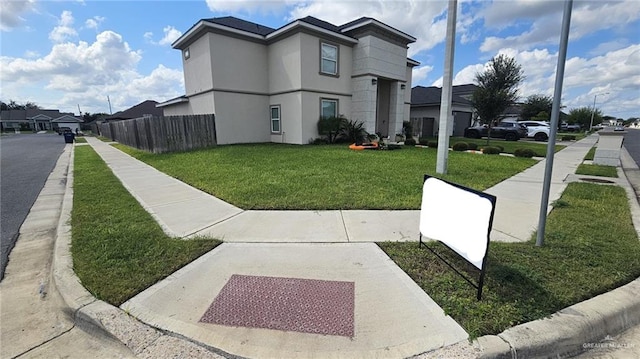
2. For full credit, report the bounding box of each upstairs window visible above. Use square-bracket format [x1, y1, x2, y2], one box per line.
[320, 43, 338, 76]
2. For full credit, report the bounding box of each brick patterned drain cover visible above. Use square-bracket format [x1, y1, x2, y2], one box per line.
[200, 274, 354, 337]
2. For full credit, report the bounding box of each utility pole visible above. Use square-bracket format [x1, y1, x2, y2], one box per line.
[536, 0, 573, 247]
[436, 0, 457, 174]
[107, 96, 113, 115]
[589, 92, 609, 131]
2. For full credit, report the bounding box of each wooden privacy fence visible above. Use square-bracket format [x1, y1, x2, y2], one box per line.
[99, 114, 216, 153]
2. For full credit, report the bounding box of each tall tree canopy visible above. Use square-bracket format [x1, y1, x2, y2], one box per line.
[521, 94, 553, 121]
[471, 54, 524, 125]
[568, 106, 602, 128]
[1, 100, 41, 110]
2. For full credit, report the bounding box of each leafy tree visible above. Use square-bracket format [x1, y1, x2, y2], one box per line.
[83, 112, 110, 123]
[521, 94, 552, 121]
[471, 55, 524, 144]
[532, 111, 550, 122]
[1, 100, 41, 110]
[568, 106, 602, 128]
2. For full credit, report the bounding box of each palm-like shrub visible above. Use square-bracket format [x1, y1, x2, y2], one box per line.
[340, 119, 369, 144]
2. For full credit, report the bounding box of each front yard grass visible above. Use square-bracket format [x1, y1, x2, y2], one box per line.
[379, 182, 640, 338]
[576, 163, 618, 178]
[115, 143, 537, 210]
[72, 146, 220, 306]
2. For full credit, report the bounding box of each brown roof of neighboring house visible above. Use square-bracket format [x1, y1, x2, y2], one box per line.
[105, 100, 162, 121]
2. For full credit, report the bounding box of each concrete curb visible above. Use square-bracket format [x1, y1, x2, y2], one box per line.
[51, 144, 226, 358]
[473, 143, 640, 359]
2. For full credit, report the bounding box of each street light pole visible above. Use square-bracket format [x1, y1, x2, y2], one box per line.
[588, 92, 608, 131]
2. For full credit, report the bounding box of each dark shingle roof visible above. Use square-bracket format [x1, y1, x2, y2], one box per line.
[339, 17, 374, 30]
[411, 86, 472, 106]
[106, 100, 162, 120]
[206, 16, 276, 36]
[299, 16, 343, 33]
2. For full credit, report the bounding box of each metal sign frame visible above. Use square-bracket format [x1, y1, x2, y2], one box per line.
[419, 175, 497, 300]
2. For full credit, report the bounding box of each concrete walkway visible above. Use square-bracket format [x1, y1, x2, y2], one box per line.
[85, 136, 597, 243]
[40, 134, 639, 358]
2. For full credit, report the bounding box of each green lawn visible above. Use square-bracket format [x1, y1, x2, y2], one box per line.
[576, 163, 618, 178]
[379, 182, 640, 338]
[115, 143, 536, 210]
[72, 146, 220, 306]
[584, 146, 597, 161]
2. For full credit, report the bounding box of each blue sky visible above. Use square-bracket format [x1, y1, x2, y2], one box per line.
[1, 0, 639, 119]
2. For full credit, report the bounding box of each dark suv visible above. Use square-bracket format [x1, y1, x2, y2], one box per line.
[464, 121, 528, 141]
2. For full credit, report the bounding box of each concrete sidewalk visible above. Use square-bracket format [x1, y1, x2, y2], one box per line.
[52, 135, 639, 358]
[84, 136, 597, 244]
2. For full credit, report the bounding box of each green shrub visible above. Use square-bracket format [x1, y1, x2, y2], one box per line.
[402, 121, 414, 138]
[495, 145, 504, 153]
[340, 119, 369, 144]
[482, 146, 501, 155]
[452, 142, 469, 151]
[309, 137, 329, 145]
[418, 138, 430, 146]
[514, 148, 536, 158]
[467, 143, 478, 150]
[427, 141, 438, 148]
[404, 138, 417, 146]
[317, 116, 347, 143]
[562, 135, 576, 141]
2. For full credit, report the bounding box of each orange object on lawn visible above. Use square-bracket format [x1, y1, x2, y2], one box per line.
[349, 142, 379, 150]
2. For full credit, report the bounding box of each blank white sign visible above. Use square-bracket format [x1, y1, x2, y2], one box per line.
[419, 177, 493, 269]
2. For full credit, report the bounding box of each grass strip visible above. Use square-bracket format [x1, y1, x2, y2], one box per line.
[115, 143, 536, 210]
[74, 137, 87, 143]
[71, 146, 220, 306]
[584, 146, 596, 161]
[576, 163, 618, 178]
[379, 182, 640, 338]
[445, 137, 564, 157]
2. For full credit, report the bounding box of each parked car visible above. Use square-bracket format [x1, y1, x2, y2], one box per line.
[560, 123, 581, 132]
[463, 120, 528, 141]
[519, 121, 550, 141]
[57, 127, 71, 135]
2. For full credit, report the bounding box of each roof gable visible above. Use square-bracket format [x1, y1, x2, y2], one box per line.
[106, 100, 162, 120]
[52, 114, 82, 123]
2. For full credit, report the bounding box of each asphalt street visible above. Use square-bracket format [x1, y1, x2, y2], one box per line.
[624, 128, 640, 167]
[0, 132, 65, 281]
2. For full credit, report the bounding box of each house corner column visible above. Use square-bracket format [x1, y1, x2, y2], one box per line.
[351, 76, 378, 135]
[389, 81, 405, 137]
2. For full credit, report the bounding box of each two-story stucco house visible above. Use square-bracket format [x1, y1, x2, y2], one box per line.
[158, 16, 418, 145]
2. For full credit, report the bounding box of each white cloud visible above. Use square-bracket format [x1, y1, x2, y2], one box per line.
[49, 10, 78, 43]
[85, 15, 105, 30]
[478, 1, 640, 53]
[0, 0, 36, 31]
[412, 65, 434, 85]
[1, 29, 184, 114]
[144, 26, 183, 46]
[206, 0, 295, 15]
[159, 26, 182, 46]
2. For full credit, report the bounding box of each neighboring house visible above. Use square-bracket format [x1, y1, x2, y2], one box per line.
[104, 100, 163, 121]
[0, 109, 81, 132]
[158, 16, 418, 144]
[409, 85, 476, 138]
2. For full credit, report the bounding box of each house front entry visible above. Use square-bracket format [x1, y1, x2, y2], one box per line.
[375, 79, 391, 138]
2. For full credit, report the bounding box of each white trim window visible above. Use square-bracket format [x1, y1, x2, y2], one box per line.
[320, 43, 338, 75]
[270, 105, 281, 133]
[321, 99, 338, 119]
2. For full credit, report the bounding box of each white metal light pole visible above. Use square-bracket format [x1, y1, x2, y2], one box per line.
[536, 0, 573, 247]
[588, 92, 609, 131]
[436, 0, 457, 174]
